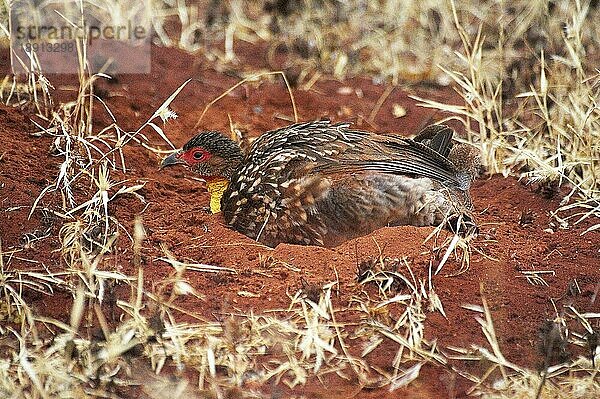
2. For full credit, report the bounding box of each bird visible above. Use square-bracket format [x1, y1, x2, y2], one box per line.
[161, 120, 480, 247]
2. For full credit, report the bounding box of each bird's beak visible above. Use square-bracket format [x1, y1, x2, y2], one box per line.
[160, 151, 183, 169]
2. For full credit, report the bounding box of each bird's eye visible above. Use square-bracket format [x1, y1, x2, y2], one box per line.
[193, 151, 204, 160]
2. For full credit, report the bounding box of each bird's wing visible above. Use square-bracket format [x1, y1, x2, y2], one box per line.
[314, 149, 462, 189]
[320, 125, 463, 189]
[246, 121, 463, 189]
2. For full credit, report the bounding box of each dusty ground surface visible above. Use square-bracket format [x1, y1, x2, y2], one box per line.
[1, 43, 599, 398]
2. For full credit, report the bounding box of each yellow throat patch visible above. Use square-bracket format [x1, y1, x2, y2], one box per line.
[206, 179, 229, 214]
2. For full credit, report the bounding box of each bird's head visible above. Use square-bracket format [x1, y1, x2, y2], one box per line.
[161, 131, 244, 180]
[161, 131, 244, 213]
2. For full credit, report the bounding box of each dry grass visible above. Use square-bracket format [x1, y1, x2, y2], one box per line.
[450, 290, 600, 399]
[412, 0, 600, 231]
[0, 0, 599, 398]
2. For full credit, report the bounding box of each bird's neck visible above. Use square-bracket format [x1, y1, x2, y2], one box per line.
[206, 177, 229, 214]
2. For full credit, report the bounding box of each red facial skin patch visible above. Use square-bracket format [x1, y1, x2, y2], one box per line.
[179, 148, 212, 165]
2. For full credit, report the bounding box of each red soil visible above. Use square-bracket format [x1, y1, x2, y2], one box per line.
[0, 44, 598, 398]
